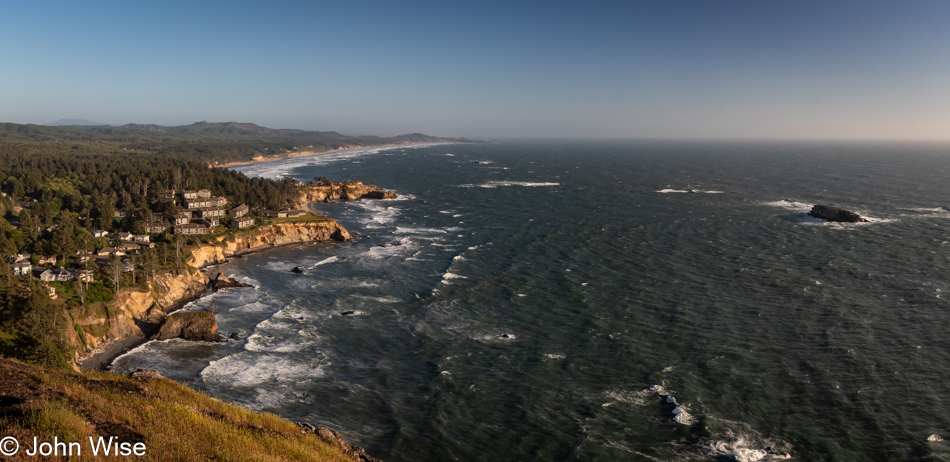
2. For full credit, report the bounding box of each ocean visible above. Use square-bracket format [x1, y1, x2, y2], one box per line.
[113, 140, 950, 461]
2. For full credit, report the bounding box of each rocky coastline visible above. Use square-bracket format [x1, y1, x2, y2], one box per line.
[73, 219, 352, 371]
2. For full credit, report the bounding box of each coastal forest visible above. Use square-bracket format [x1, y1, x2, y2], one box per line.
[0, 121, 454, 368]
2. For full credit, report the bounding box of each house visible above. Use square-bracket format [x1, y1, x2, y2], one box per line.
[211, 196, 228, 207]
[150, 212, 164, 223]
[73, 250, 94, 263]
[74, 270, 94, 283]
[232, 216, 255, 228]
[92, 230, 109, 238]
[44, 286, 56, 298]
[8, 254, 30, 264]
[182, 190, 199, 200]
[117, 243, 141, 252]
[174, 224, 208, 235]
[97, 247, 125, 258]
[202, 217, 219, 227]
[12, 261, 31, 276]
[37, 255, 57, 266]
[196, 207, 225, 218]
[230, 204, 249, 218]
[122, 259, 136, 273]
[285, 209, 305, 217]
[116, 232, 134, 241]
[114, 209, 127, 218]
[261, 210, 285, 218]
[184, 199, 214, 209]
[197, 189, 212, 198]
[159, 190, 175, 201]
[144, 224, 168, 234]
[132, 234, 151, 243]
[175, 212, 192, 224]
[39, 268, 73, 282]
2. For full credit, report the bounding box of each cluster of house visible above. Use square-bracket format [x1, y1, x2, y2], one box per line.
[7, 253, 94, 282]
[113, 189, 264, 236]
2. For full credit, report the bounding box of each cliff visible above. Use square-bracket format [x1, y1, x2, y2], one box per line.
[296, 182, 397, 206]
[68, 270, 209, 365]
[188, 220, 351, 268]
[74, 220, 351, 369]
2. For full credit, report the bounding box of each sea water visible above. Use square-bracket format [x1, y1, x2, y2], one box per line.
[113, 140, 950, 461]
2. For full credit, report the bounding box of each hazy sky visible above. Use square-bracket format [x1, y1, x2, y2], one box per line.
[2, 1, 949, 139]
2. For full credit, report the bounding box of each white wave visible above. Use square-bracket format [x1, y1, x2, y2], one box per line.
[928, 434, 943, 442]
[395, 226, 447, 235]
[309, 256, 340, 269]
[441, 272, 467, 284]
[648, 385, 696, 425]
[901, 207, 948, 213]
[458, 181, 561, 188]
[452, 254, 466, 262]
[657, 188, 724, 194]
[201, 353, 324, 388]
[244, 333, 317, 353]
[544, 353, 566, 360]
[761, 200, 812, 211]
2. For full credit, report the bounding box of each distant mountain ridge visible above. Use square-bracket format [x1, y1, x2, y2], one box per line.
[0, 121, 471, 163]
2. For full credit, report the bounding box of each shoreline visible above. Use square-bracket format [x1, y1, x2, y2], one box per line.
[78, 218, 351, 371]
[220, 141, 453, 169]
[77, 285, 209, 371]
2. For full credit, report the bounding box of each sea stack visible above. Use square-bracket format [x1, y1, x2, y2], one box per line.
[808, 204, 868, 223]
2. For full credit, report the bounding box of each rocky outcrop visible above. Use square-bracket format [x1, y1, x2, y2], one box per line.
[153, 311, 220, 342]
[296, 182, 397, 205]
[298, 423, 382, 462]
[808, 204, 868, 223]
[188, 220, 351, 268]
[210, 272, 252, 291]
[69, 270, 209, 363]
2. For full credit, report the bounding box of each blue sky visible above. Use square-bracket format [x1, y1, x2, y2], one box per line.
[1, 1, 949, 139]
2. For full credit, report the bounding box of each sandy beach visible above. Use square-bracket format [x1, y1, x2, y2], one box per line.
[219, 141, 452, 168]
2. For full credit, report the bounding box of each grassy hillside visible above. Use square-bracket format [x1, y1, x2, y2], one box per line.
[0, 357, 374, 461]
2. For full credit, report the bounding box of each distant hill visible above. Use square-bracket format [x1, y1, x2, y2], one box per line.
[47, 119, 107, 126]
[0, 121, 472, 164]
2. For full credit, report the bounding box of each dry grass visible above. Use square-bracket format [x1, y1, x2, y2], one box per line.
[0, 359, 356, 461]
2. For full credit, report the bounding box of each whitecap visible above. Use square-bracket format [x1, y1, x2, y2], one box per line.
[309, 256, 340, 269]
[458, 181, 560, 188]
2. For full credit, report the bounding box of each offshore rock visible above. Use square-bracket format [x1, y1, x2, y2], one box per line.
[210, 272, 252, 291]
[360, 190, 398, 200]
[153, 311, 221, 342]
[808, 204, 868, 223]
[290, 266, 303, 274]
[297, 181, 397, 204]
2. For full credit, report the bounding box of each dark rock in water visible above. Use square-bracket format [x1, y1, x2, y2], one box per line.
[229, 332, 240, 340]
[808, 204, 868, 223]
[152, 311, 221, 342]
[210, 272, 252, 291]
[290, 266, 303, 274]
[361, 190, 398, 200]
[340, 311, 356, 316]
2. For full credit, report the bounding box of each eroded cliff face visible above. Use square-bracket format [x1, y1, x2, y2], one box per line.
[188, 220, 351, 268]
[296, 182, 396, 206]
[67, 270, 209, 360]
[72, 220, 351, 366]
